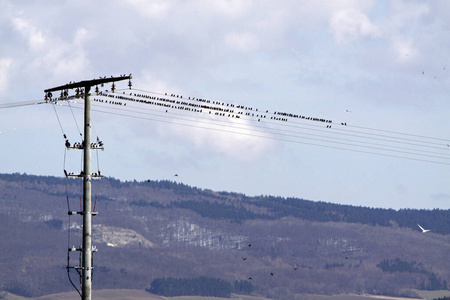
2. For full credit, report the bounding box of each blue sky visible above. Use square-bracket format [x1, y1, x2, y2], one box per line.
[1, 0, 449, 210]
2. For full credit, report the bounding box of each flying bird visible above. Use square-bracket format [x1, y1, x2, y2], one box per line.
[417, 224, 430, 233]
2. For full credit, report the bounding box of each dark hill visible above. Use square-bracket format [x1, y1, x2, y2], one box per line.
[0, 173, 449, 299]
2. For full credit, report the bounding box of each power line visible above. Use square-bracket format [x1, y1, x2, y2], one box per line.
[109, 89, 450, 158]
[61, 100, 450, 166]
[0, 99, 46, 108]
[67, 100, 83, 138]
[97, 101, 449, 158]
[123, 87, 450, 143]
[37, 83, 450, 169]
[93, 97, 449, 156]
[51, 102, 66, 139]
[88, 92, 450, 155]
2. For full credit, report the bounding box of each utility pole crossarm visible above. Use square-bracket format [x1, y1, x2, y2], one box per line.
[44, 75, 132, 93]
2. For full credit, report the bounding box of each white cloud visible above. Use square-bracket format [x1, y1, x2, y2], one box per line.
[47, 28, 91, 78]
[225, 32, 260, 53]
[137, 72, 174, 94]
[391, 38, 418, 62]
[121, 0, 171, 18]
[73, 28, 91, 46]
[50, 51, 89, 79]
[387, 2, 430, 31]
[380, 3, 431, 62]
[161, 114, 276, 162]
[329, 8, 379, 43]
[35, 39, 90, 80]
[197, 0, 252, 17]
[12, 17, 47, 51]
[11, 17, 91, 80]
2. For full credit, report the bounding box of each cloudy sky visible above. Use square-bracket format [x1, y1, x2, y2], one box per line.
[1, 0, 449, 210]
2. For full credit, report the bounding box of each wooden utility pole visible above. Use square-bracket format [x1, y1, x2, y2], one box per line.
[45, 75, 131, 300]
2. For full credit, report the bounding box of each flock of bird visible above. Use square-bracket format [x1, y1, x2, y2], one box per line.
[49, 65, 448, 132]
[240, 242, 310, 281]
[63, 170, 102, 178]
[91, 89, 353, 130]
[240, 223, 431, 281]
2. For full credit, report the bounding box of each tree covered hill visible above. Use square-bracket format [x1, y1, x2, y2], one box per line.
[2, 172, 447, 234]
[0, 172, 449, 299]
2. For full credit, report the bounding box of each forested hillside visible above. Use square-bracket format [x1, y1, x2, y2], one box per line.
[132, 193, 449, 234]
[3, 173, 447, 233]
[0, 173, 449, 299]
